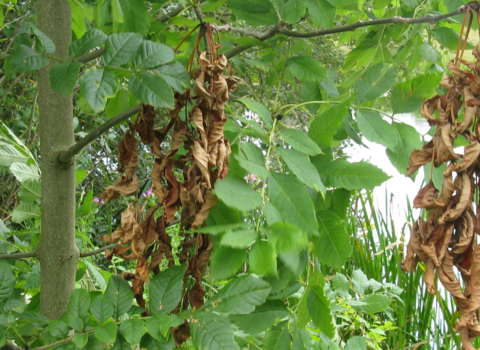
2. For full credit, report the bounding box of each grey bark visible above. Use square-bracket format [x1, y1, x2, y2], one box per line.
[36, 0, 79, 319]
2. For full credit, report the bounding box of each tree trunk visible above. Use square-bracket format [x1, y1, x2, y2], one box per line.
[36, 0, 79, 319]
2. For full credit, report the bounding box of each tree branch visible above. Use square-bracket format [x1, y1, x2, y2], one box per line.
[79, 243, 119, 258]
[0, 251, 37, 259]
[58, 104, 141, 164]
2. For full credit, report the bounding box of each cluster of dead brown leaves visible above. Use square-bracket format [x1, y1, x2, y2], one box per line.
[98, 40, 236, 346]
[403, 40, 480, 349]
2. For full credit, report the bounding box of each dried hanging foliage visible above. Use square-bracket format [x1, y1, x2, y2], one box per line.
[402, 5, 480, 348]
[99, 23, 236, 345]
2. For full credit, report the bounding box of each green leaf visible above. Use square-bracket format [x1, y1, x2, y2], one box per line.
[283, 0, 307, 24]
[0, 121, 36, 165]
[331, 273, 350, 298]
[11, 202, 38, 224]
[116, 0, 150, 35]
[356, 110, 396, 149]
[214, 176, 262, 211]
[221, 227, 257, 249]
[313, 210, 351, 267]
[298, 287, 311, 328]
[75, 170, 88, 186]
[206, 275, 271, 314]
[235, 143, 270, 178]
[315, 159, 390, 190]
[352, 269, 369, 295]
[149, 265, 185, 315]
[119, 319, 144, 345]
[345, 337, 367, 350]
[264, 321, 290, 350]
[68, 315, 84, 331]
[9, 163, 40, 182]
[286, 56, 327, 82]
[104, 276, 134, 319]
[431, 27, 473, 51]
[133, 40, 174, 69]
[66, 289, 90, 318]
[80, 68, 118, 113]
[128, 71, 174, 108]
[309, 103, 347, 148]
[325, 0, 357, 9]
[74, 333, 89, 348]
[344, 39, 377, 71]
[276, 147, 325, 193]
[265, 222, 307, 253]
[391, 72, 442, 114]
[195, 223, 252, 235]
[226, 0, 278, 25]
[50, 62, 82, 95]
[237, 98, 273, 129]
[355, 64, 396, 103]
[211, 247, 247, 281]
[0, 144, 29, 166]
[192, 312, 240, 350]
[105, 90, 130, 120]
[229, 300, 289, 334]
[70, 29, 107, 59]
[249, 240, 277, 276]
[386, 122, 422, 176]
[95, 320, 117, 344]
[0, 263, 15, 300]
[67, 0, 92, 39]
[308, 0, 336, 27]
[349, 294, 391, 314]
[156, 61, 191, 93]
[102, 32, 142, 66]
[31, 24, 56, 54]
[10, 45, 48, 73]
[48, 320, 69, 338]
[278, 129, 323, 156]
[307, 285, 335, 338]
[90, 296, 114, 324]
[269, 173, 318, 236]
[419, 43, 440, 62]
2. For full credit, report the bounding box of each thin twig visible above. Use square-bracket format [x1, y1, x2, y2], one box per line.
[0, 251, 37, 259]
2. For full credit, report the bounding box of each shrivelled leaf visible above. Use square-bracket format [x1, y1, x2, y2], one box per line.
[149, 265, 185, 315]
[278, 129, 322, 156]
[119, 319, 144, 345]
[0, 144, 29, 166]
[50, 62, 82, 95]
[94, 320, 117, 344]
[214, 176, 262, 211]
[156, 61, 191, 93]
[313, 210, 351, 266]
[264, 321, 291, 350]
[249, 240, 277, 276]
[307, 285, 335, 338]
[355, 64, 396, 103]
[104, 276, 134, 319]
[235, 143, 270, 178]
[237, 98, 273, 129]
[226, 0, 278, 25]
[11, 202, 39, 223]
[286, 56, 327, 82]
[276, 147, 325, 193]
[102, 32, 142, 66]
[356, 110, 396, 149]
[128, 72, 174, 108]
[268, 173, 318, 236]
[80, 68, 119, 113]
[192, 312, 239, 350]
[206, 275, 271, 315]
[10, 45, 48, 73]
[315, 159, 390, 190]
[308, 0, 336, 27]
[0, 263, 15, 300]
[133, 40, 174, 69]
[10, 163, 40, 182]
[229, 300, 290, 334]
[69, 29, 107, 59]
[90, 296, 114, 324]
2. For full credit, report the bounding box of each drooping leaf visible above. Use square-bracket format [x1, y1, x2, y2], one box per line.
[9, 163, 40, 182]
[149, 265, 185, 315]
[80, 68, 119, 113]
[156, 61, 191, 93]
[308, 0, 336, 27]
[49, 62, 83, 95]
[315, 159, 390, 190]
[119, 319, 144, 345]
[214, 176, 262, 211]
[191, 312, 240, 350]
[268, 173, 318, 236]
[275, 147, 326, 193]
[69, 28, 108, 59]
[355, 64, 396, 103]
[229, 300, 290, 334]
[355, 110, 396, 149]
[226, 0, 278, 25]
[237, 98, 273, 129]
[133, 40, 174, 69]
[278, 129, 323, 156]
[309, 103, 348, 148]
[128, 71, 174, 108]
[283, 0, 307, 24]
[249, 240, 277, 276]
[90, 296, 114, 324]
[101, 32, 143, 66]
[307, 285, 335, 338]
[10, 45, 48, 73]
[286, 56, 327, 82]
[0, 263, 15, 300]
[264, 321, 291, 350]
[206, 275, 271, 314]
[104, 276, 134, 319]
[313, 210, 352, 267]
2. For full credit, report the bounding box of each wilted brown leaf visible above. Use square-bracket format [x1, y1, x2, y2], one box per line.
[413, 181, 443, 209]
[191, 191, 218, 228]
[439, 173, 471, 224]
[132, 104, 155, 144]
[406, 141, 434, 177]
[193, 140, 211, 188]
[102, 172, 139, 201]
